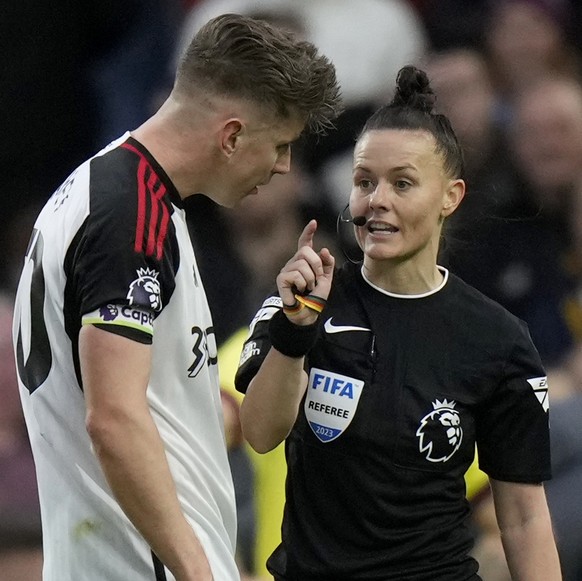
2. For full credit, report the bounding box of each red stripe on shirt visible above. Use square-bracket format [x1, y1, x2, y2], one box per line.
[121, 142, 171, 258]
[122, 142, 149, 253]
[135, 159, 148, 253]
[145, 172, 161, 257]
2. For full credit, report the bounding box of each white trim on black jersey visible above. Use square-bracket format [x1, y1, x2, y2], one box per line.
[361, 264, 449, 298]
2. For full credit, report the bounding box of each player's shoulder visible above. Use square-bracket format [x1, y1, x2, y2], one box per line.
[88, 134, 181, 214]
[86, 135, 184, 254]
[89, 136, 148, 203]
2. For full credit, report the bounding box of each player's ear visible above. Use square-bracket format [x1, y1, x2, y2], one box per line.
[219, 119, 244, 158]
[441, 179, 465, 218]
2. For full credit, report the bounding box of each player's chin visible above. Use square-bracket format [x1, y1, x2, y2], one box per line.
[227, 187, 259, 208]
[241, 186, 259, 201]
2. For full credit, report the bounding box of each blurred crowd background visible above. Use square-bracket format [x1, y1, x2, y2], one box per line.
[2, 1, 582, 580]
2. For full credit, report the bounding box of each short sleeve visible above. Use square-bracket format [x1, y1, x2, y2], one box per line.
[67, 148, 180, 341]
[476, 320, 551, 482]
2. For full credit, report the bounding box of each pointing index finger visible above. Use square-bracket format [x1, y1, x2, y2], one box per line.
[297, 219, 317, 251]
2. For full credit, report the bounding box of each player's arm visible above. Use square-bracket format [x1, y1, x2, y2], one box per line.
[240, 220, 334, 453]
[80, 324, 213, 581]
[490, 478, 561, 580]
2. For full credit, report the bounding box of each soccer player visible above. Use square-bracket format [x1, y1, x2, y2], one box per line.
[235, 66, 561, 580]
[12, 14, 341, 581]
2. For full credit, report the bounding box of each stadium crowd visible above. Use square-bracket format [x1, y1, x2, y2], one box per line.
[2, 1, 582, 579]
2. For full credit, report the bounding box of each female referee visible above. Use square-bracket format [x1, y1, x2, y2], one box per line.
[234, 66, 561, 581]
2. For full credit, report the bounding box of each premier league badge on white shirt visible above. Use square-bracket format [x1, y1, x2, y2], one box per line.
[304, 367, 364, 442]
[127, 267, 162, 311]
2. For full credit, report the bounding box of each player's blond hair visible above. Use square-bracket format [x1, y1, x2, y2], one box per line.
[175, 13, 342, 135]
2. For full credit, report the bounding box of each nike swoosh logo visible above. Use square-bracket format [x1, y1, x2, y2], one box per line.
[324, 318, 371, 334]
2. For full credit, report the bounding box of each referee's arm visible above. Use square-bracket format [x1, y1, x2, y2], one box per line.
[490, 478, 561, 580]
[240, 220, 334, 454]
[241, 348, 310, 454]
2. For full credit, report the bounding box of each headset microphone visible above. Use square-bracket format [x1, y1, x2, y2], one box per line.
[336, 206, 366, 264]
[339, 214, 367, 226]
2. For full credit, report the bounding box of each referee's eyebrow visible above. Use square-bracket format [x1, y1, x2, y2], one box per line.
[391, 164, 418, 172]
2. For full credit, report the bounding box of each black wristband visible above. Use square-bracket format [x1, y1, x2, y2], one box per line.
[269, 309, 319, 358]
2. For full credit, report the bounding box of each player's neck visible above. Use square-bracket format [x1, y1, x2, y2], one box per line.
[131, 108, 213, 200]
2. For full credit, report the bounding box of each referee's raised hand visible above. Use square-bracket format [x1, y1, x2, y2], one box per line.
[276, 219, 335, 326]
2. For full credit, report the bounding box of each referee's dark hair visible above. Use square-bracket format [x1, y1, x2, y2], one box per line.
[359, 65, 465, 180]
[174, 13, 342, 136]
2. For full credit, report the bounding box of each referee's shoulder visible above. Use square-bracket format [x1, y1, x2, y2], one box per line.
[447, 271, 524, 331]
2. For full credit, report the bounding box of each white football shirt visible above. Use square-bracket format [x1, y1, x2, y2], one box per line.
[13, 134, 239, 581]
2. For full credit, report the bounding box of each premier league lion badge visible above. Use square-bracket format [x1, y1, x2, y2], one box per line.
[416, 398, 463, 463]
[127, 267, 162, 311]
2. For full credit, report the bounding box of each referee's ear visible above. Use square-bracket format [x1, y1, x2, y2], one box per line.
[441, 178, 466, 218]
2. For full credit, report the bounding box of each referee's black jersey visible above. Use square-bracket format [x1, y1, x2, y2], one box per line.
[235, 261, 551, 581]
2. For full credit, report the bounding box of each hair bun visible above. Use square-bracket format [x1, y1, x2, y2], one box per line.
[391, 65, 436, 113]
